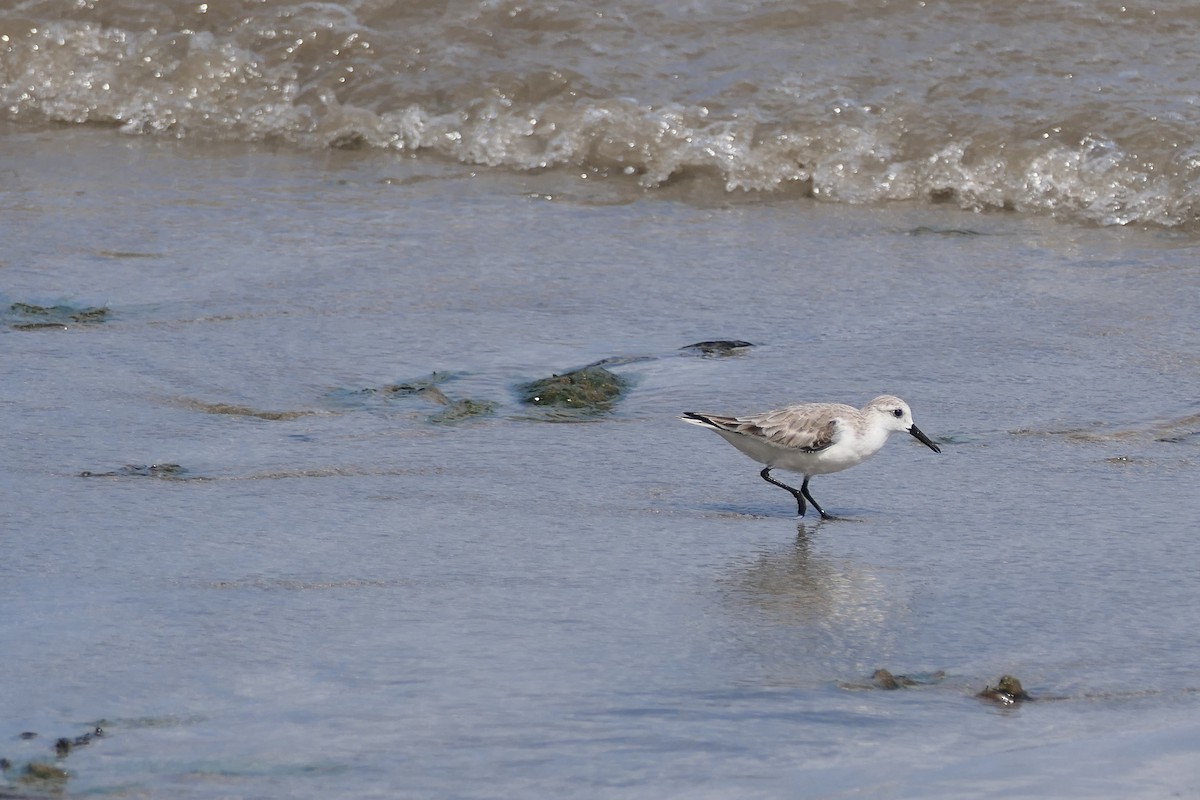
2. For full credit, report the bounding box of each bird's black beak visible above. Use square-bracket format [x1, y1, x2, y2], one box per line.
[908, 425, 941, 453]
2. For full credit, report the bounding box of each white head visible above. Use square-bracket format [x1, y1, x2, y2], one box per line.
[864, 395, 941, 452]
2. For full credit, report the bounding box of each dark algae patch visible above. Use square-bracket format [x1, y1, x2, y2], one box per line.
[839, 670, 1182, 708]
[904, 225, 985, 237]
[1, 726, 104, 793]
[80, 463, 191, 479]
[871, 668, 946, 690]
[18, 760, 69, 786]
[839, 669, 946, 691]
[180, 399, 318, 421]
[327, 343, 754, 423]
[377, 371, 455, 398]
[428, 398, 497, 424]
[332, 372, 496, 423]
[837, 670, 1042, 707]
[7, 302, 110, 330]
[977, 675, 1034, 706]
[679, 340, 755, 356]
[518, 365, 629, 416]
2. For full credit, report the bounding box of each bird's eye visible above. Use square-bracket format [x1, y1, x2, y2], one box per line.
[892, 408, 903, 418]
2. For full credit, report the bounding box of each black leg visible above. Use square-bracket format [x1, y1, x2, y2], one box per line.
[760, 467, 806, 517]
[800, 477, 834, 520]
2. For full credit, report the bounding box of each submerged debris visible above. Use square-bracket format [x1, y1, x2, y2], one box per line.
[1011, 411, 1200, 444]
[378, 372, 455, 398]
[1, 726, 104, 790]
[5, 725, 104, 755]
[80, 464, 190, 479]
[1150, 412, 1200, 441]
[353, 372, 497, 423]
[72, 728, 103, 748]
[51, 727, 104, 756]
[870, 668, 947, 690]
[181, 399, 317, 421]
[905, 226, 983, 237]
[1104, 455, 1152, 466]
[19, 761, 68, 784]
[680, 340, 754, 356]
[7, 302, 110, 330]
[398, 383, 451, 402]
[428, 398, 497, 424]
[977, 675, 1033, 705]
[517, 365, 629, 414]
[582, 354, 656, 369]
[840, 668, 946, 691]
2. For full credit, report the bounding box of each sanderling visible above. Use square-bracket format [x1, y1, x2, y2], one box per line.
[681, 395, 940, 519]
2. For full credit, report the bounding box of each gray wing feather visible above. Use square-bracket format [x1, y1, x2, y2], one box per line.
[695, 407, 841, 452]
[753, 408, 839, 452]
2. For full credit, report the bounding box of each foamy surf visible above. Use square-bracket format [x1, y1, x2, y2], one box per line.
[3, 0, 1199, 227]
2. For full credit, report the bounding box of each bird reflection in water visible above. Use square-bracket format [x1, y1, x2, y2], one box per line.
[722, 522, 893, 631]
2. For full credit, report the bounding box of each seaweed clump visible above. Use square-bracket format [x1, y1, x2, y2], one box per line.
[428, 398, 497, 424]
[517, 366, 628, 416]
[8, 302, 110, 330]
[80, 464, 190, 479]
[679, 340, 754, 356]
[977, 675, 1033, 705]
[332, 372, 496, 424]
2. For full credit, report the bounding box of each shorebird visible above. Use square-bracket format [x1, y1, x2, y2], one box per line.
[681, 395, 940, 518]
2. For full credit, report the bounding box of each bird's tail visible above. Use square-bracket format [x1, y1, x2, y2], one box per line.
[680, 411, 719, 429]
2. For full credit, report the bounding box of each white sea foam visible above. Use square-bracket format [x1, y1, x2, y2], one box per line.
[3, 1, 1200, 226]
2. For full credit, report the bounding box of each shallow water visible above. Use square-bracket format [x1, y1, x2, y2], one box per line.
[2, 128, 1200, 798]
